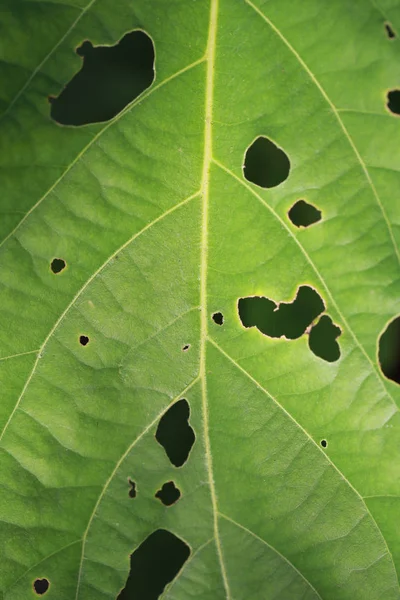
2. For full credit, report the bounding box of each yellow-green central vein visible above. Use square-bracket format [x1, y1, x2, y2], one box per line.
[200, 0, 231, 597]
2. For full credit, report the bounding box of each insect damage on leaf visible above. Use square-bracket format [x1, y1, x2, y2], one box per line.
[155, 400, 195, 467]
[386, 89, 400, 115]
[128, 478, 137, 499]
[385, 22, 396, 39]
[243, 135, 290, 188]
[79, 335, 90, 346]
[288, 199, 322, 228]
[238, 285, 325, 339]
[117, 530, 190, 600]
[50, 258, 66, 274]
[212, 311, 224, 325]
[49, 30, 155, 126]
[308, 315, 341, 362]
[33, 578, 50, 595]
[155, 481, 181, 506]
[379, 316, 400, 384]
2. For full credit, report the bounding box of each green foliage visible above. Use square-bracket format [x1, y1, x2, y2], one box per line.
[1, 1, 400, 598]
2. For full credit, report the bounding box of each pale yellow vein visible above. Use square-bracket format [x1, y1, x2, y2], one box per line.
[199, 1, 232, 598]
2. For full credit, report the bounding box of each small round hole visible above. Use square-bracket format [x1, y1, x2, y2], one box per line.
[79, 335, 89, 346]
[182, 344, 190, 351]
[212, 312, 224, 326]
[33, 578, 50, 595]
[320, 439, 327, 448]
[50, 258, 66, 274]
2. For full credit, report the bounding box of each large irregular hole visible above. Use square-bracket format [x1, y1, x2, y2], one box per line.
[379, 316, 400, 384]
[387, 90, 400, 115]
[155, 399, 195, 467]
[50, 258, 66, 274]
[288, 199, 321, 228]
[308, 315, 341, 362]
[243, 136, 290, 188]
[50, 30, 155, 126]
[238, 285, 325, 340]
[117, 529, 190, 600]
[155, 481, 181, 506]
[385, 22, 396, 39]
[33, 578, 50, 595]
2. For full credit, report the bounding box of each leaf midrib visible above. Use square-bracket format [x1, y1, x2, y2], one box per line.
[199, 0, 232, 597]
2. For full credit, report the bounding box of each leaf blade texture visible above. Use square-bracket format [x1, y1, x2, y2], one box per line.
[1, 1, 400, 599]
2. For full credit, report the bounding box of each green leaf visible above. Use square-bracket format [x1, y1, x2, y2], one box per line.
[1, 1, 400, 598]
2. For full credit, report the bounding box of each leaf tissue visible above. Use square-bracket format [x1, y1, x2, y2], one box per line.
[1, 1, 400, 599]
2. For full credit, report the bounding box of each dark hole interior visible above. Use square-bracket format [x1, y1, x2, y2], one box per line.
[128, 478, 137, 499]
[212, 312, 224, 325]
[117, 529, 190, 600]
[387, 90, 400, 115]
[155, 481, 181, 506]
[155, 399, 195, 468]
[238, 285, 325, 340]
[182, 344, 190, 351]
[385, 22, 396, 38]
[33, 578, 49, 595]
[79, 335, 89, 346]
[379, 316, 400, 384]
[243, 136, 290, 188]
[320, 439, 327, 448]
[50, 258, 66, 274]
[308, 315, 341, 362]
[288, 199, 322, 228]
[50, 30, 155, 126]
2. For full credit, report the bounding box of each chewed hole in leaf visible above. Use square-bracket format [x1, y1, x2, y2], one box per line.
[238, 285, 325, 340]
[288, 200, 322, 228]
[182, 344, 190, 351]
[79, 335, 89, 346]
[378, 316, 400, 384]
[33, 578, 49, 595]
[117, 529, 190, 600]
[385, 22, 396, 39]
[50, 258, 66, 274]
[387, 90, 400, 115]
[155, 481, 181, 506]
[212, 312, 224, 325]
[320, 439, 328, 448]
[243, 136, 290, 188]
[308, 315, 341, 362]
[155, 399, 195, 467]
[50, 30, 155, 126]
[128, 478, 137, 499]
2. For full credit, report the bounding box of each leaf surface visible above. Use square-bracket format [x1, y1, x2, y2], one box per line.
[1, 1, 400, 599]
